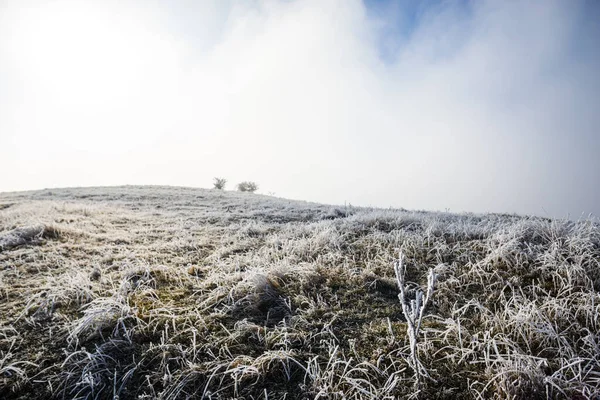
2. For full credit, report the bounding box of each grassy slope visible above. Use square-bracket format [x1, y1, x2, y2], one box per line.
[0, 186, 598, 399]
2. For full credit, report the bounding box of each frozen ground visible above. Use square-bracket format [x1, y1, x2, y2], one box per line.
[0, 185, 598, 399]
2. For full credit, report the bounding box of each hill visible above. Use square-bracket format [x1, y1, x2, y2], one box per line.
[0, 186, 598, 399]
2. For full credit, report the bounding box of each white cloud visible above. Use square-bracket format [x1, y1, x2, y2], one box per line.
[0, 0, 598, 217]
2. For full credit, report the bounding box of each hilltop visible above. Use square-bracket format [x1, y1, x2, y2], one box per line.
[0, 186, 598, 399]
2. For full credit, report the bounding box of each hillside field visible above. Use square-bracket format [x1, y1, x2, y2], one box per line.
[0, 186, 598, 399]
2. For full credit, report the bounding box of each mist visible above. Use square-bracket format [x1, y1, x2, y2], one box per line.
[1, 0, 599, 218]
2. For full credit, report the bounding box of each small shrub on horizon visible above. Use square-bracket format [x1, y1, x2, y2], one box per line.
[237, 181, 258, 193]
[213, 177, 227, 190]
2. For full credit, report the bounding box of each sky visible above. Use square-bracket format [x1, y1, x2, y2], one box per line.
[1, 0, 599, 218]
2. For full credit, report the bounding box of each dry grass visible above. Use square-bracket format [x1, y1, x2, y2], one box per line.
[0, 185, 598, 399]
